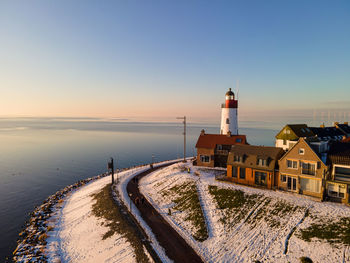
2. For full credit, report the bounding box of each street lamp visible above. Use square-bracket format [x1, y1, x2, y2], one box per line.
[129, 193, 132, 213]
[176, 116, 186, 163]
[107, 158, 114, 185]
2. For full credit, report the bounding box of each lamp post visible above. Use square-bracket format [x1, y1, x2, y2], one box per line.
[108, 157, 114, 185]
[129, 193, 132, 213]
[176, 116, 186, 162]
[151, 154, 155, 168]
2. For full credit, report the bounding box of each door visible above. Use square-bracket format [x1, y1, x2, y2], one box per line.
[287, 177, 297, 191]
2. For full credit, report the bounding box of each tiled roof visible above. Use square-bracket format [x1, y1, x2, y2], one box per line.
[227, 144, 284, 171]
[275, 124, 314, 140]
[327, 141, 350, 165]
[310, 126, 344, 140]
[288, 124, 314, 137]
[337, 124, 350, 136]
[195, 133, 247, 149]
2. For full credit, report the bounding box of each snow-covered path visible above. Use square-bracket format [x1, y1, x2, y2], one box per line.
[46, 169, 144, 263]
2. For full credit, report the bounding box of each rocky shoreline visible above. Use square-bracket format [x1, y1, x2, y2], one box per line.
[11, 173, 109, 263]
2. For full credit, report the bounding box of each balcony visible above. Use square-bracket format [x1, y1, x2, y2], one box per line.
[215, 149, 229, 155]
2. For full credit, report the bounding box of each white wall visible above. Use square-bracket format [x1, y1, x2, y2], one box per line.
[220, 108, 238, 135]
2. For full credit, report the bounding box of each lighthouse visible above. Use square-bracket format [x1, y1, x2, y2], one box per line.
[220, 88, 238, 135]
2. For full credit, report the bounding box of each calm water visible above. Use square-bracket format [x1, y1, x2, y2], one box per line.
[0, 118, 277, 261]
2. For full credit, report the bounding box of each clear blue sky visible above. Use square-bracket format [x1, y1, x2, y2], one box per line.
[1, 1, 349, 122]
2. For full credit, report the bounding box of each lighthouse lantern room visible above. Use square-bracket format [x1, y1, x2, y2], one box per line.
[220, 88, 238, 135]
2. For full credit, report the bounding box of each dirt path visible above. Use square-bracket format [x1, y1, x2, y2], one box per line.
[126, 163, 204, 263]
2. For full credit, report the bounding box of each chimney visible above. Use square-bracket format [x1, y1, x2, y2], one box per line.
[200, 129, 205, 136]
[320, 123, 325, 128]
[227, 131, 232, 137]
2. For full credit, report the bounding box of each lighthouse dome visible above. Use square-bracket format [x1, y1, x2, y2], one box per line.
[226, 88, 234, 96]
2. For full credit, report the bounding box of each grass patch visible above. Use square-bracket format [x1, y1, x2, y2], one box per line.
[299, 217, 350, 245]
[162, 181, 208, 241]
[208, 185, 262, 227]
[91, 184, 150, 263]
[247, 199, 304, 229]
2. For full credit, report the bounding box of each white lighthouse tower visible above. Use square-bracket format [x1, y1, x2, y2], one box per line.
[220, 88, 238, 135]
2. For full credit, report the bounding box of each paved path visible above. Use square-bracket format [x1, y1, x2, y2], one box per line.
[126, 163, 204, 263]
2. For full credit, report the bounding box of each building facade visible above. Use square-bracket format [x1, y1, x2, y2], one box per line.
[195, 130, 247, 167]
[326, 141, 350, 204]
[227, 145, 284, 189]
[278, 138, 327, 200]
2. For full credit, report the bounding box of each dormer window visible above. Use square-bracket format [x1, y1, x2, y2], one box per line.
[234, 155, 243, 163]
[257, 158, 267, 166]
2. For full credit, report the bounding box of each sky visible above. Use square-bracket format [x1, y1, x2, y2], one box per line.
[1, 1, 350, 123]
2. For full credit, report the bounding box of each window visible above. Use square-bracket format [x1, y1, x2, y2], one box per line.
[234, 155, 243, 163]
[217, 145, 222, 150]
[200, 155, 210, 163]
[258, 158, 267, 166]
[226, 118, 230, 124]
[280, 174, 287, 183]
[232, 166, 238, 178]
[239, 167, 246, 179]
[328, 183, 346, 198]
[236, 138, 242, 143]
[299, 148, 305, 155]
[287, 160, 298, 169]
[301, 162, 316, 175]
[334, 166, 350, 181]
[283, 140, 287, 145]
[255, 171, 267, 186]
[300, 178, 320, 193]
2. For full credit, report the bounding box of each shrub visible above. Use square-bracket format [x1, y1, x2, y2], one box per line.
[300, 256, 313, 263]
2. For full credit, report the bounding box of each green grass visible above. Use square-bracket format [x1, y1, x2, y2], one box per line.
[162, 181, 208, 242]
[299, 217, 350, 245]
[208, 185, 262, 226]
[91, 184, 151, 263]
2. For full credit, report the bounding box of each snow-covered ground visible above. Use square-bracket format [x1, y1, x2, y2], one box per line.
[46, 167, 146, 263]
[140, 162, 350, 263]
[46, 159, 180, 263]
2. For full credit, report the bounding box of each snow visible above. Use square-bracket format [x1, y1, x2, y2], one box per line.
[139, 162, 350, 263]
[114, 160, 182, 263]
[46, 167, 145, 263]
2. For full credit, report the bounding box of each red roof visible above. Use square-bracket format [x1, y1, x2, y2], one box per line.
[195, 133, 247, 149]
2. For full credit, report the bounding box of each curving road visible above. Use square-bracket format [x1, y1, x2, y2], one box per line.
[126, 162, 204, 263]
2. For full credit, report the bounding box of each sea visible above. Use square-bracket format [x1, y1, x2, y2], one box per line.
[0, 117, 278, 261]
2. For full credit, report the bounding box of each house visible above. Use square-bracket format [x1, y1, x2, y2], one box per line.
[326, 141, 350, 204]
[275, 123, 348, 151]
[278, 138, 328, 200]
[195, 130, 247, 167]
[275, 124, 314, 151]
[226, 145, 284, 189]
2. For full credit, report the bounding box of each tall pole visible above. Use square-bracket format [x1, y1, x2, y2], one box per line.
[111, 157, 114, 184]
[177, 116, 186, 162]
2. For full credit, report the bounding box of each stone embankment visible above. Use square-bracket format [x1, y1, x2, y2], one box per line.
[12, 173, 110, 262]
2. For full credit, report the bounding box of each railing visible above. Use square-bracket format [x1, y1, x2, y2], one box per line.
[302, 168, 316, 176]
[215, 149, 229, 155]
